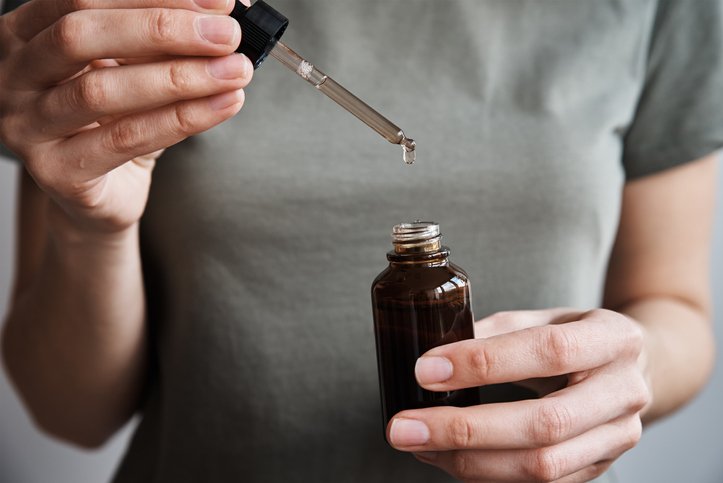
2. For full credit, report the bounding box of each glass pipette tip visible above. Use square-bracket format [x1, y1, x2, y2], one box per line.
[269, 41, 416, 164]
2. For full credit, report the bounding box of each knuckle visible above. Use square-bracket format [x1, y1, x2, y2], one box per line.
[624, 320, 645, 357]
[51, 13, 85, 59]
[172, 103, 197, 136]
[74, 73, 107, 112]
[167, 61, 193, 95]
[622, 417, 643, 451]
[530, 402, 572, 446]
[3, 102, 52, 150]
[586, 460, 614, 481]
[450, 452, 473, 481]
[31, 94, 53, 128]
[468, 347, 493, 382]
[629, 376, 651, 413]
[525, 448, 564, 482]
[27, 154, 59, 191]
[447, 415, 475, 448]
[106, 121, 142, 154]
[147, 9, 176, 44]
[27, 162, 51, 188]
[541, 327, 577, 372]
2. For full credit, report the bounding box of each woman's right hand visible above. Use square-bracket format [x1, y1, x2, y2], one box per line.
[0, 0, 252, 235]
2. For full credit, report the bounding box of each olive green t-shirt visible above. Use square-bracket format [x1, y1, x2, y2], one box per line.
[3, 1, 723, 482]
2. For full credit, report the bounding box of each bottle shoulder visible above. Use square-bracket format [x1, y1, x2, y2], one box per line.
[448, 261, 470, 281]
[371, 265, 394, 288]
[371, 261, 471, 299]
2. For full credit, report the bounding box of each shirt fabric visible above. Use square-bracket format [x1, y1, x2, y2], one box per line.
[3, 1, 723, 482]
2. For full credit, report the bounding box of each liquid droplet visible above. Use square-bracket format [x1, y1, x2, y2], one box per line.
[401, 138, 416, 165]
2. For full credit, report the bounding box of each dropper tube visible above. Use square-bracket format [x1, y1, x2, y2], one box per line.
[269, 42, 416, 164]
[231, 0, 416, 164]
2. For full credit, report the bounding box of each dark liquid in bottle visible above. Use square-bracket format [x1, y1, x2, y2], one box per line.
[372, 262, 481, 426]
[372, 261, 537, 429]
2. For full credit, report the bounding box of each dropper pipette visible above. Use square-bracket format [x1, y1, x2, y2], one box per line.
[269, 42, 416, 164]
[231, 1, 416, 164]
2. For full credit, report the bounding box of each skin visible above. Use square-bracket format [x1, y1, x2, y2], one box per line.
[0, 0, 251, 446]
[0, 0, 717, 480]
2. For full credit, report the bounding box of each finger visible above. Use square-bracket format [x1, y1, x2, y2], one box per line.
[5, 0, 234, 41]
[474, 308, 583, 339]
[415, 310, 642, 391]
[50, 88, 244, 181]
[387, 372, 647, 451]
[413, 417, 640, 482]
[515, 375, 568, 397]
[114, 55, 179, 65]
[11, 8, 241, 88]
[553, 460, 614, 483]
[32, 54, 252, 139]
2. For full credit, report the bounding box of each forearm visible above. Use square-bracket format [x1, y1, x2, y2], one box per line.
[602, 156, 718, 426]
[1, 218, 147, 447]
[617, 296, 714, 425]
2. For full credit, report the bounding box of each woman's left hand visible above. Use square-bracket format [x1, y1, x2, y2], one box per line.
[387, 308, 651, 483]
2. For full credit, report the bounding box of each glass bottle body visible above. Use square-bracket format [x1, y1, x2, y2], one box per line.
[371, 250, 481, 428]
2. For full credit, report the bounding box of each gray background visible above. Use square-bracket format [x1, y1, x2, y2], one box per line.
[0, 155, 722, 482]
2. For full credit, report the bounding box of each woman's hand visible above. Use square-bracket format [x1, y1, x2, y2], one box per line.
[0, 0, 252, 235]
[387, 308, 651, 483]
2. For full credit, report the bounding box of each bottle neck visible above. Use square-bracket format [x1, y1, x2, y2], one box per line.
[387, 246, 450, 266]
[387, 221, 449, 266]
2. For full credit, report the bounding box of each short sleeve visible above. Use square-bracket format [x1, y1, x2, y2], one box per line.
[622, 0, 723, 179]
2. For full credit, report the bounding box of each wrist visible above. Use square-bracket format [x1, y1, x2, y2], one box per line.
[46, 201, 139, 249]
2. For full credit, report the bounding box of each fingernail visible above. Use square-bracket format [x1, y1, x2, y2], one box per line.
[208, 89, 244, 110]
[197, 16, 240, 45]
[415, 356, 453, 385]
[389, 419, 430, 447]
[414, 452, 438, 462]
[207, 54, 250, 79]
[193, 0, 229, 10]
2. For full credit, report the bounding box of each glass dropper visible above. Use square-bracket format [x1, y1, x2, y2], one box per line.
[269, 42, 416, 164]
[230, 1, 416, 164]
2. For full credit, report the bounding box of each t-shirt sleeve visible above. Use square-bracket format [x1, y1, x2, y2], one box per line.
[622, 0, 723, 179]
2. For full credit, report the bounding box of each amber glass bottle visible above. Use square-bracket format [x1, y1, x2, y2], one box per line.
[371, 222, 482, 428]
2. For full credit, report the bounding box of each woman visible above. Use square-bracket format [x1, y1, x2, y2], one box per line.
[1, 0, 721, 481]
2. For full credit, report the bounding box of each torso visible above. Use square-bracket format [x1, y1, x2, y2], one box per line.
[116, 1, 656, 481]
